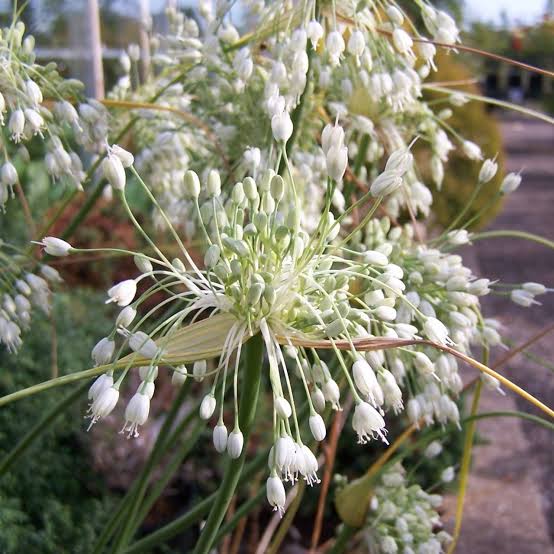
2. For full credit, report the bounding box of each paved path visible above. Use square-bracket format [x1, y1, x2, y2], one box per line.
[443, 114, 554, 553]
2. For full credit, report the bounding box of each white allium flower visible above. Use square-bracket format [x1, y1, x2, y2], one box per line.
[271, 110, 293, 142]
[424, 441, 443, 458]
[352, 401, 388, 444]
[275, 396, 292, 419]
[423, 317, 450, 345]
[102, 153, 127, 191]
[306, 20, 323, 49]
[500, 172, 522, 194]
[441, 466, 455, 483]
[87, 386, 119, 430]
[37, 237, 73, 256]
[171, 365, 188, 386]
[266, 473, 286, 516]
[128, 331, 159, 358]
[462, 140, 482, 160]
[106, 279, 137, 307]
[122, 390, 150, 438]
[326, 30, 345, 66]
[88, 373, 114, 401]
[392, 28, 413, 55]
[478, 158, 498, 183]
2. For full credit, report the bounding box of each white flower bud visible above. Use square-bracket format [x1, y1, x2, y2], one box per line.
[326, 144, 348, 182]
[462, 140, 482, 160]
[441, 466, 455, 483]
[353, 358, 383, 405]
[370, 171, 403, 196]
[363, 250, 389, 266]
[213, 422, 228, 453]
[407, 398, 421, 426]
[38, 236, 72, 256]
[134, 255, 153, 273]
[385, 148, 413, 174]
[500, 172, 521, 194]
[309, 413, 326, 441]
[311, 387, 326, 413]
[102, 154, 126, 190]
[522, 282, 547, 295]
[111, 144, 134, 167]
[184, 170, 201, 198]
[386, 5, 404, 25]
[172, 365, 188, 386]
[92, 337, 115, 365]
[478, 159, 498, 183]
[275, 396, 292, 418]
[1, 161, 18, 185]
[425, 440, 443, 458]
[25, 79, 43, 105]
[227, 428, 244, 458]
[193, 359, 207, 381]
[24, 108, 44, 134]
[106, 279, 137, 307]
[392, 28, 413, 54]
[322, 378, 341, 410]
[207, 170, 221, 196]
[200, 394, 216, 420]
[414, 352, 435, 375]
[271, 110, 293, 142]
[116, 306, 136, 329]
[423, 317, 450, 345]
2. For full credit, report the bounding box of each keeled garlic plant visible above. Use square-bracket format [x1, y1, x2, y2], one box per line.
[2, 1, 553, 553]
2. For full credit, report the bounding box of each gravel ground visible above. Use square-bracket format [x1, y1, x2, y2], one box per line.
[443, 114, 554, 553]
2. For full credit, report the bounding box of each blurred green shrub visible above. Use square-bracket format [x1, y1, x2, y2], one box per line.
[0, 290, 118, 554]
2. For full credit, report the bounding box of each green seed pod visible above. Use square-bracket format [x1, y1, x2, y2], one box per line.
[264, 285, 276, 305]
[262, 193, 275, 214]
[325, 319, 345, 338]
[253, 212, 268, 232]
[275, 225, 289, 241]
[250, 273, 265, 286]
[270, 174, 285, 200]
[247, 282, 265, 305]
[323, 275, 337, 292]
[204, 244, 221, 269]
[199, 201, 213, 224]
[335, 274, 349, 289]
[259, 168, 274, 192]
[230, 259, 242, 277]
[244, 223, 257, 237]
[213, 262, 230, 281]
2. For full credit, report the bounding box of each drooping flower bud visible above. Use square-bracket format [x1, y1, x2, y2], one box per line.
[227, 428, 244, 458]
[37, 236, 73, 256]
[200, 394, 216, 420]
[271, 110, 293, 142]
[309, 413, 326, 441]
[102, 153, 126, 191]
[106, 279, 137, 307]
[213, 422, 228, 453]
[266, 473, 286, 516]
[478, 158, 498, 183]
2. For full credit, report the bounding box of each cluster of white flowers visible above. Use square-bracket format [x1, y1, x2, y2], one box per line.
[0, 21, 112, 209]
[0, 241, 62, 352]
[364, 463, 452, 554]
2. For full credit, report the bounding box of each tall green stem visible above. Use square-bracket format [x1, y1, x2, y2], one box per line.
[192, 333, 264, 554]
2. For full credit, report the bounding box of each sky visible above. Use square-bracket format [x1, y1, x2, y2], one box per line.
[465, 0, 548, 25]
